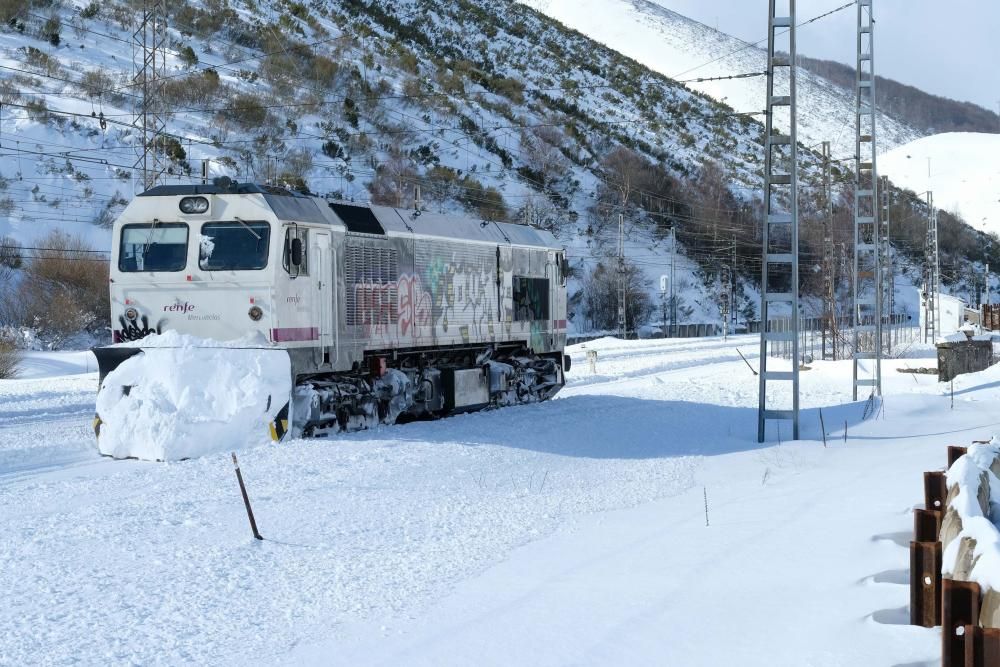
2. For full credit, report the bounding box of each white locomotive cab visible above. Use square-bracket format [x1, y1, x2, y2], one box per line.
[108, 188, 331, 351]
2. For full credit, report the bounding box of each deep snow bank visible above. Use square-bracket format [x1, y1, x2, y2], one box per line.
[943, 438, 1000, 595]
[95, 332, 291, 461]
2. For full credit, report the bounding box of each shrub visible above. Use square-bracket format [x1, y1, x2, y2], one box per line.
[219, 93, 268, 130]
[0, 0, 30, 23]
[42, 13, 60, 46]
[321, 140, 345, 160]
[80, 1, 100, 19]
[161, 69, 221, 106]
[309, 54, 338, 89]
[24, 99, 49, 122]
[79, 69, 117, 101]
[0, 78, 19, 104]
[0, 340, 18, 379]
[456, 175, 507, 221]
[22, 46, 60, 77]
[177, 44, 197, 67]
[343, 97, 359, 128]
[492, 76, 524, 104]
[280, 147, 313, 191]
[19, 231, 109, 339]
[0, 236, 22, 270]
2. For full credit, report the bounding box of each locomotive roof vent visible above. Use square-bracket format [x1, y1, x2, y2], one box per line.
[328, 202, 385, 235]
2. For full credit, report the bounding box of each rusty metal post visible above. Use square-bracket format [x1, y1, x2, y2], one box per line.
[948, 445, 968, 469]
[910, 540, 942, 627]
[926, 470, 947, 511]
[915, 508, 943, 542]
[942, 579, 980, 667]
[964, 625, 1000, 667]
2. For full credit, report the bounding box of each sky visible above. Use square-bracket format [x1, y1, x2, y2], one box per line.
[651, 0, 1000, 113]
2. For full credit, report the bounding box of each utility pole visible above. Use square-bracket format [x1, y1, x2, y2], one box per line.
[132, 0, 167, 192]
[731, 235, 737, 326]
[987, 262, 991, 308]
[852, 0, 882, 400]
[923, 192, 939, 342]
[660, 274, 668, 337]
[618, 213, 626, 339]
[821, 141, 837, 360]
[881, 174, 893, 354]
[757, 0, 800, 443]
[720, 267, 731, 340]
[670, 224, 677, 337]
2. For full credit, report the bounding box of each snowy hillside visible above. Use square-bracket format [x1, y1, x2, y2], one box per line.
[520, 0, 923, 158]
[1, 333, 987, 664]
[0, 0, 788, 335]
[0, 0, 992, 343]
[881, 133, 1000, 237]
[0, 0, 771, 247]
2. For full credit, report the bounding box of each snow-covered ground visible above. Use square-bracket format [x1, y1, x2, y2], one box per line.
[3, 334, 994, 665]
[881, 132, 1000, 236]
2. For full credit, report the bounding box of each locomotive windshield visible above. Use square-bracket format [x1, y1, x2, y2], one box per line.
[199, 221, 270, 271]
[119, 223, 189, 272]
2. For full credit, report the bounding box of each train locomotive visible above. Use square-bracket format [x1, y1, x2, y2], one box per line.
[94, 180, 570, 440]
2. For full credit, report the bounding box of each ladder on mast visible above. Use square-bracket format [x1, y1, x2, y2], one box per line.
[923, 192, 939, 343]
[757, 0, 800, 443]
[852, 0, 882, 400]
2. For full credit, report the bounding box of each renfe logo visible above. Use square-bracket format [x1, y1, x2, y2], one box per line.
[164, 302, 195, 313]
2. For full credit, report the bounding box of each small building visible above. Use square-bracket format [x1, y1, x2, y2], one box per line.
[919, 291, 967, 337]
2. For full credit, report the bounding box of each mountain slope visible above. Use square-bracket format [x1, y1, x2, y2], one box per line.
[0, 0, 995, 340]
[0, 0, 763, 246]
[0, 0, 780, 335]
[797, 54, 1000, 136]
[881, 133, 1000, 236]
[520, 0, 922, 158]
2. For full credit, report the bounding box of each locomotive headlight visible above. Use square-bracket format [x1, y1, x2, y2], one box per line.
[179, 196, 209, 214]
[124, 307, 139, 321]
[248, 306, 263, 321]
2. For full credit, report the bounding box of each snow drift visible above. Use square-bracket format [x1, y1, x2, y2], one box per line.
[942, 438, 1000, 625]
[95, 332, 291, 461]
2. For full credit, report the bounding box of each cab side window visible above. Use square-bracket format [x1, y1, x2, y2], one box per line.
[283, 227, 308, 276]
[513, 276, 550, 321]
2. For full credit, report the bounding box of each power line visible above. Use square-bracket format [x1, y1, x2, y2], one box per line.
[669, 0, 855, 80]
[676, 71, 768, 84]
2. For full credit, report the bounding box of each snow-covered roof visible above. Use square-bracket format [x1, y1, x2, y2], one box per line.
[332, 203, 559, 249]
[136, 186, 557, 248]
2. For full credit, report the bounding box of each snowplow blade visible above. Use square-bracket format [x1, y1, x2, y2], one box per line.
[92, 338, 293, 461]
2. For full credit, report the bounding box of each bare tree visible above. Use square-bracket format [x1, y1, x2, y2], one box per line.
[581, 260, 653, 332]
[367, 150, 418, 207]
